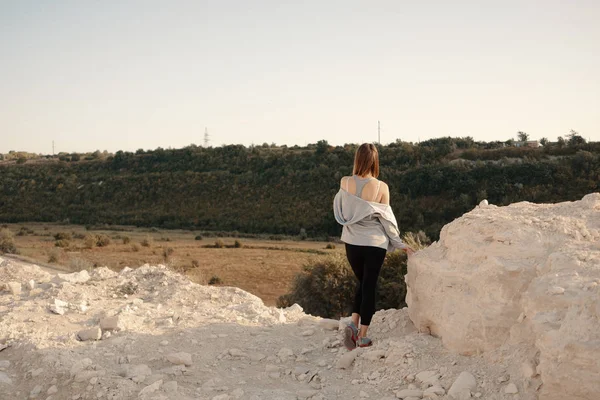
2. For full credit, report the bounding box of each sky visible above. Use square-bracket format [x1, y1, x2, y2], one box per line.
[1, 0, 599, 154]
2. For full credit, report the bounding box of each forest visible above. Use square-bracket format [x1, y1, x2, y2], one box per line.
[1, 135, 599, 240]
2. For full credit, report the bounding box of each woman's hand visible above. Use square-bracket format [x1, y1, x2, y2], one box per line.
[404, 247, 415, 257]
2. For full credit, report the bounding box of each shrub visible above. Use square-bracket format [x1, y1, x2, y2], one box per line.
[234, 240, 243, 248]
[122, 236, 131, 244]
[214, 239, 225, 248]
[53, 232, 72, 241]
[162, 247, 174, 260]
[208, 276, 223, 285]
[48, 250, 60, 263]
[277, 252, 410, 319]
[131, 243, 141, 252]
[0, 229, 18, 254]
[141, 235, 153, 247]
[195, 235, 203, 241]
[277, 253, 355, 318]
[191, 260, 200, 268]
[95, 234, 111, 247]
[73, 233, 85, 239]
[83, 234, 97, 249]
[55, 239, 71, 248]
[69, 257, 93, 272]
[325, 243, 336, 249]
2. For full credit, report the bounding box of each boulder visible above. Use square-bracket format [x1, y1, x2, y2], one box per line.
[406, 193, 600, 400]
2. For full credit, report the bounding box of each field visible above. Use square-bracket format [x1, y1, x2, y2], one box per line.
[2, 223, 341, 305]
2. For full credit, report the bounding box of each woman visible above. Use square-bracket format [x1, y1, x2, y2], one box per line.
[333, 143, 413, 349]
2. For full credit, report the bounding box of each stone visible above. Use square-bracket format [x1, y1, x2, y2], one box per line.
[228, 349, 247, 358]
[30, 384, 43, 398]
[301, 329, 315, 336]
[496, 375, 510, 384]
[55, 270, 90, 284]
[231, 388, 244, 398]
[249, 352, 266, 361]
[7, 281, 21, 295]
[336, 349, 361, 369]
[447, 372, 476, 399]
[27, 280, 35, 290]
[0, 371, 12, 384]
[47, 386, 58, 395]
[121, 364, 152, 382]
[277, 348, 294, 359]
[521, 361, 536, 378]
[318, 319, 339, 330]
[265, 365, 279, 373]
[162, 380, 178, 392]
[479, 199, 489, 206]
[395, 389, 423, 399]
[416, 370, 439, 385]
[362, 350, 386, 361]
[294, 366, 310, 376]
[139, 380, 162, 396]
[297, 389, 319, 399]
[548, 286, 565, 295]
[504, 383, 519, 394]
[0, 360, 10, 370]
[359, 391, 369, 398]
[424, 386, 445, 397]
[166, 352, 192, 366]
[49, 299, 69, 315]
[99, 316, 123, 331]
[31, 368, 44, 377]
[77, 327, 102, 341]
[212, 395, 230, 400]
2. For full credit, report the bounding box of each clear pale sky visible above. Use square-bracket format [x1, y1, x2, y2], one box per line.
[1, 1, 599, 154]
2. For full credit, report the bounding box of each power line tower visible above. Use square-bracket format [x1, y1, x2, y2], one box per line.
[52, 140, 55, 156]
[378, 121, 381, 144]
[204, 127, 209, 147]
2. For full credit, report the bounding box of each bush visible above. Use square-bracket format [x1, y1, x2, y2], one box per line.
[69, 257, 93, 272]
[325, 243, 336, 249]
[83, 234, 97, 249]
[55, 239, 71, 248]
[131, 243, 141, 252]
[191, 260, 200, 268]
[0, 229, 18, 254]
[48, 250, 60, 263]
[53, 232, 72, 241]
[195, 235, 203, 240]
[141, 235, 153, 247]
[122, 236, 131, 244]
[162, 247, 174, 260]
[277, 252, 410, 319]
[95, 234, 111, 247]
[234, 240, 243, 248]
[214, 239, 225, 248]
[208, 276, 223, 285]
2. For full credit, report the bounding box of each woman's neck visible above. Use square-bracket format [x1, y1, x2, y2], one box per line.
[355, 173, 373, 178]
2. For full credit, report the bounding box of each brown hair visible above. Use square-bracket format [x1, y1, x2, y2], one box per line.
[353, 143, 380, 178]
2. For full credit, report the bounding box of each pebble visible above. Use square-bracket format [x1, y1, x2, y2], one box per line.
[231, 388, 244, 398]
[99, 316, 122, 331]
[0, 360, 10, 371]
[496, 375, 510, 384]
[301, 329, 315, 336]
[160, 340, 169, 346]
[297, 389, 319, 399]
[47, 386, 58, 395]
[7, 281, 21, 295]
[336, 349, 361, 369]
[359, 391, 369, 398]
[212, 394, 230, 400]
[55, 270, 91, 284]
[521, 361, 536, 378]
[505, 383, 519, 394]
[31, 368, 44, 377]
[228, 349, 248, 358]
[278, 348, 294, 359]
[0, 371, 12, 384]
[139, 380, 162, 396]
[362, 350, 386, 361]
[447, 372, 477, 399]
[395, 389, 423, 399]
[548, 286, 565, 295]
[30, 384, 43, 398]
[27, 280, 35, 290]
[77, 327, 102, 341]
[424, 386, 445, 396]
[249, 353, 266, 361]
[318, 319, 340, 330]
[166, 352, 192, 366]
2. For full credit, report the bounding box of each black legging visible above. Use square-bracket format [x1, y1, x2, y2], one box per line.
[345, 243, 387, 326]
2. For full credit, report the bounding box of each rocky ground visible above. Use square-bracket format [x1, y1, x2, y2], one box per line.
[1, 257, 536, 400]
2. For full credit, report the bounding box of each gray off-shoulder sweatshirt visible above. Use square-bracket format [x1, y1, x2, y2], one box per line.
[333, 189, 408, 252]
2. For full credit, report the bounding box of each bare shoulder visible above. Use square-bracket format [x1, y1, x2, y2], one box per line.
[340, 176, 351, 188]
[378, 180, 390, 192]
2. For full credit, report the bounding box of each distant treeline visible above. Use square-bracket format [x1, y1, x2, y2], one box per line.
[1, 137, 599, 240]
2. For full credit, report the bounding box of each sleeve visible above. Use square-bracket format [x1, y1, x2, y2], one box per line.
[379, 217, 409, 250]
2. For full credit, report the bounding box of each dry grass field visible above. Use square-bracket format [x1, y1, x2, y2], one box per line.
[2, 223, 342, 305]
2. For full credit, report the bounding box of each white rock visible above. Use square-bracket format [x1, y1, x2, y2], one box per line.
[122, 364, 152, 382]
[0, 360, 10, 370]
[479, 199, 489, 206]
[47, 385, 58, 395]
[212, 395, 230, 400]
[336, 349, 361, 369]
[49, 299, 69, 315]
[55, 270, 90, 284]
[521, 360, 536, 378]
[228, 349, 247, 358]
[231, 388, 244, 399]
[139, 380, 162, 396]
[362, 350, 386, 361]
[166, 352, 192, 366]
[301, 329, 315, 336]
[277, 348, 294, 359]
[318, 319, 339, 330]
[27, 280, 35, 290]
[395, 389, 423, 399]
[162, 380, 178, 392]
[424, 386, 445, 396]
[297, 389, 319, 399]
[77, 327, 102, 341]
[248, 352, 266, 361]
[7, 281, 21, 295]
[447, 372, 476, 399]
[504, 383, 519, 394]
[99, 316, 123, 331]
[0, 371, 12, 384]
[359, 391, 369, 398]
[30, 384, 43, 397]
[548, 286, 565, 295]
